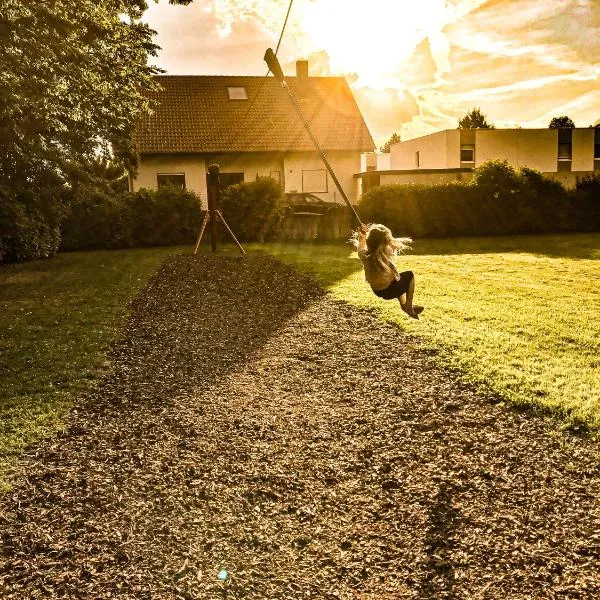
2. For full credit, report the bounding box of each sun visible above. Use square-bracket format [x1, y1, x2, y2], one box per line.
[295, 0, 455, 88]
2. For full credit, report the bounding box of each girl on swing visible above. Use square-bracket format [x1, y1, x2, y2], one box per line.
[355, 224, 424, 319]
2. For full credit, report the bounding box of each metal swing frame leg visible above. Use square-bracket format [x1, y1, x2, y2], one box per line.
[193, 210, 210, 254]
[193, 209, 245, 255]
[215, 210, 246, 254]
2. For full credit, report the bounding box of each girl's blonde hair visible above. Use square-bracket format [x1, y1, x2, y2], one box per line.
[352, 223, 412, 276]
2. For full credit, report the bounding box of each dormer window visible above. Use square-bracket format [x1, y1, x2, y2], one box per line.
[227, 86, 247, 100]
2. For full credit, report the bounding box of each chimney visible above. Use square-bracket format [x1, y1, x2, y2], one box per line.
[296, 60, 309, 78]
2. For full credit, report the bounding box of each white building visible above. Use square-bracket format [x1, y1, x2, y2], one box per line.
[356, 128, 600, 192]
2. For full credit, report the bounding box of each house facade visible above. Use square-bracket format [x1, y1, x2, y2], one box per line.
[132, 65, 375, 207]
[355, 128, 600, 192]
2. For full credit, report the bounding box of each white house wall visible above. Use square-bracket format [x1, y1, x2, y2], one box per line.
[134, 155, 207, 205]
[475, 129, 557, 172]
[390, 131, 459, 169]
[284, 151, 362, 204]
[202, 153, 284, 186]
[133, 150, 363, 206]
[572, 129, 595, 172]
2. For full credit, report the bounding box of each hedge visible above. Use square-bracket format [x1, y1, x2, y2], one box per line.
[60, 186, 202, 251]
[219, 177, 286, 242]
[0, 184, 64, 263]
[359, 161, 598, 238]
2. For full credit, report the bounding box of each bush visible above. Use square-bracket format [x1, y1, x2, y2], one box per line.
[128, 186, 202, 247]
[60, 189, 134, 251]
[359, 160, 585, 238]
[0, 183, 64, 263]
[569, 173, 600, 232]
[60, 185, 202, 251]
[219, 177, 286, 242]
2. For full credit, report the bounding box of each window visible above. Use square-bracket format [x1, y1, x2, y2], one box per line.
[157, 173, 186, 189]
[227, 86, 247, 100]
[594, 144, 600, 159]
[302, 169, 327, 193]
[269, 171, 281, 184]
[460, 145, 475, 162]
[219, 172, 244, 188]
[415, 151, 420, 167]
[558, 143, 572, 160]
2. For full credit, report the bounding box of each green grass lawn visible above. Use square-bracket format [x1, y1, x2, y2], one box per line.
[251, 233, 600, 433]
[0, 246, 187, 488]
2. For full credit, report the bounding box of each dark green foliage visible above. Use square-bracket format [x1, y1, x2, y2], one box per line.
[380, 132, 401, 153]
[128, 186, 202, 247]
[60, 191, 133, 251]
[549, 116, 576, 128]
[0, 1, 195, 262]
[570, 173, 600, 231]
[457, 108, 494, 129]
[60, 186, 202, 251]
[0, 174, 65, 263]
[360, 160, 598, 237]
[219, 177, 286, 242]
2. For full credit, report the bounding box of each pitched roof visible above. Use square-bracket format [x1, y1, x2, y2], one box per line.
[134, 75, 375, 154]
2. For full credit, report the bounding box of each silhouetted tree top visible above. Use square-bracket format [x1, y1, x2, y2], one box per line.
[380, 132, 401, 153]
[549, 116, 576, 128]
[457, 108, 494, 129]
[0, 0, 195, 186]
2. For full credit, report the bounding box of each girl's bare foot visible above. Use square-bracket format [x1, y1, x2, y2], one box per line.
[401, 305, 419, 319]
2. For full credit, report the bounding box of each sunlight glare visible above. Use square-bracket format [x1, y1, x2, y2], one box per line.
[296, 0, 454, 87]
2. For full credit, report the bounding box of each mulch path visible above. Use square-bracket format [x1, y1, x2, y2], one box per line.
[1, 253, 599, 599]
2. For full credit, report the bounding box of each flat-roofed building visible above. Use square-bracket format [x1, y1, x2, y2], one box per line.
[356, 128, 600, 192]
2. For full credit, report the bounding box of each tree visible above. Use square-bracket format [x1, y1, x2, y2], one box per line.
[0, 0, 193, 262]
[380, 132, 401, 153]
[457, 108, 494, 129]
[549, 116, 575, 128]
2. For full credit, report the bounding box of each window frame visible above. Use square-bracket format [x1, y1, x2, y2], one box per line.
[460, 145, 475, 163]
[301, 169, 328, 193]
[157, 173, 186, 189]
[218, 172, 245, 188]
[227, 86, 248, 100]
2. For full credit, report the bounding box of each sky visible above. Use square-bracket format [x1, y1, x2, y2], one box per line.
[143, 0, 600, 148]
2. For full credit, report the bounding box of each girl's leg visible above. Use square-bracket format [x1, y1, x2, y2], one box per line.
[398, 274, 423, 318]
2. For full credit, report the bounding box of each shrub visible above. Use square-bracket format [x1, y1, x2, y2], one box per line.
[219, 177, 286, 242]
[61, 189, 133, 251]
[569, 173, 600, 231]
[358, 160, 584, 238]
[60, 185, 202, 251]
[128, 186, 202, 247]
[0, 183, 64, 263]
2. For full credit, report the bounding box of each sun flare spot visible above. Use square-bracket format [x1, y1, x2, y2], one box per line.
[295, 0, 456, 87]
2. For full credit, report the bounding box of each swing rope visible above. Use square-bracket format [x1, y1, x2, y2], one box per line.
[227, 0, 294, 149]
[264, 48, 364, 228]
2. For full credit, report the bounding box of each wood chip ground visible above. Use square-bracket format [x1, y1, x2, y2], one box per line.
[1, 254, 599, 599]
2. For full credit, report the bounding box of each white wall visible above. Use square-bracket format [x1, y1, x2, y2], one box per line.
[572, 129, 595, 172]
[202, 153, 284, 186]
[390, 131, 459, 169]
[134, 150, 362, 206]
[134, 154, 207, 205]
[284, 150, 362, 203]
[475, 129, 558, 172]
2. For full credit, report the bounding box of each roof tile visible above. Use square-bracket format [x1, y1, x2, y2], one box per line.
[134, 75, 375, 154]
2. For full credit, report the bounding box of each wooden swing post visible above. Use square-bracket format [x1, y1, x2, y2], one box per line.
[194, 164, 245, 255]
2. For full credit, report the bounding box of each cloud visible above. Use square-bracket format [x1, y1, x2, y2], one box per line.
[144, 0, 600, 143]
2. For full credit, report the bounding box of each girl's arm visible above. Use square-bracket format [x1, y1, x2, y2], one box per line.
[357, 230, 367, 253]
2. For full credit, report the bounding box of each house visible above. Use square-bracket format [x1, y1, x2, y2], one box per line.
[132, 62, 375, 207]
[355, 128, 600, 192]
